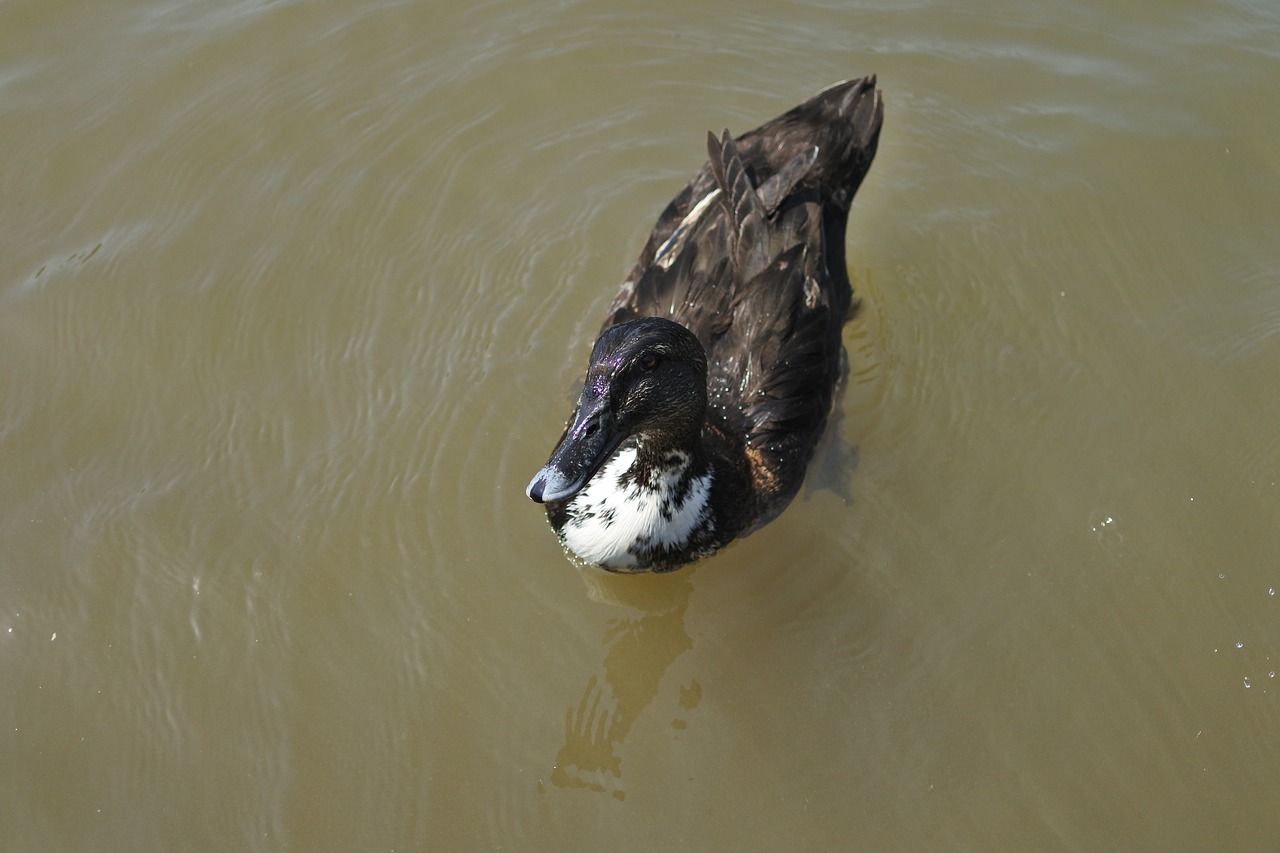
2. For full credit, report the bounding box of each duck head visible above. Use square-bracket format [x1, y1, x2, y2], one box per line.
[527, 317, 708, 503]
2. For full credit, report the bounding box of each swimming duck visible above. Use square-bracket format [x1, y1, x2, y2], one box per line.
[527, 76, 883, 572]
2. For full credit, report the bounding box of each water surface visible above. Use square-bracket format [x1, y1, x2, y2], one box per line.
[2, 0, 1278, 849]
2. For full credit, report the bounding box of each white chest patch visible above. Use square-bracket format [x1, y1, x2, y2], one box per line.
[560, 446, 714, 569]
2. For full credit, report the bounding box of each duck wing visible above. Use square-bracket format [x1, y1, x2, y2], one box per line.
[705, 129, 770, 283]
[705, 199, 846, 505]
[600, 174, 734, 340]
[601, 133, 819, 339]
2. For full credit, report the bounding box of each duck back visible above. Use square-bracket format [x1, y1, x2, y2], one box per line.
[603, 77, 883, 526]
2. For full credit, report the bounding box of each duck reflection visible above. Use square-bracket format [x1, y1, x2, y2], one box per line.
[550, 568, 697, 800]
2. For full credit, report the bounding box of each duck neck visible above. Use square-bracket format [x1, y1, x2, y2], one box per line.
[630, 426, 709, 488]
[557, 430, 716, 572]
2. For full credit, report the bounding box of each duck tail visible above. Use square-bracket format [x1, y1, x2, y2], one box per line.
[739, 75, 883, 211]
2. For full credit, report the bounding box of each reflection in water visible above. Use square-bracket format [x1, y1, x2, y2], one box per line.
[1088, 510, 1126, 555]
[550, 570, 696, 801]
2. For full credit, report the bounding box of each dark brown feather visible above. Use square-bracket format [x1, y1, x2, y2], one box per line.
[600, 77, 882, 525]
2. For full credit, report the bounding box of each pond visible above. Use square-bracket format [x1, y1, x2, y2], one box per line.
[2, 0, 1278, 849]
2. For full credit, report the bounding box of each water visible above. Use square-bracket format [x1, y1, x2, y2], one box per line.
[2, 0, 1279, 849]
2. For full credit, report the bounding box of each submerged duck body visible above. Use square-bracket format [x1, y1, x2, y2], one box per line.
[527, 77, 884, 572]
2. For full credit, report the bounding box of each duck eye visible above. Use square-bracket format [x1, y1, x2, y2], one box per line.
[639, 353, 660, 371]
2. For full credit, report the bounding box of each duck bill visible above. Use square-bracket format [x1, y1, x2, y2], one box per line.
[526, 396, 620, 503]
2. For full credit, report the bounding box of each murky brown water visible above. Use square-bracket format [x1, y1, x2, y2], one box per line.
[3, 0, 1279, 849]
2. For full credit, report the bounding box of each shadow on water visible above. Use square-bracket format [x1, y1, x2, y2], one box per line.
[549, 568, 697, 801]
[804, 265, 886, 503]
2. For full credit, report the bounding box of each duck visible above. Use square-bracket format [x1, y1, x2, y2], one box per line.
[526, 76, 884, 572]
